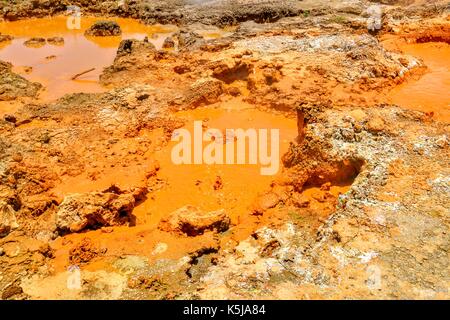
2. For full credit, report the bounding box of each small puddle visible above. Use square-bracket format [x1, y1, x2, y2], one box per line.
[383, 39, 450, 122]
[0, 16, 176, 100]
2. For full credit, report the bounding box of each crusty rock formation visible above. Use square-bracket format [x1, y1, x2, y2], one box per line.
[0, 60, 42, 101]
[159, 206, 231, 236]
[85, 21, 122, 36]
[56, 189, 139, 233]
[0, 201, 19, 237]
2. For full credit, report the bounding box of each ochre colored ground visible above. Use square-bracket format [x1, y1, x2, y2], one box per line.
[0, 3, 448, 300]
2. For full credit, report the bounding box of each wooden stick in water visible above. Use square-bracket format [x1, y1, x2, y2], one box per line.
[71, 68, 95, 80]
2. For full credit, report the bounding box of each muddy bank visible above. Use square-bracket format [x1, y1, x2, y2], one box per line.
[0, 60, 42, 101]
[0, 0, 309, 25]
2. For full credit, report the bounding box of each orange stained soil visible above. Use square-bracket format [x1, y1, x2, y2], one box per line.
[51, 183, 351, 274]
[50, 223, 220, 273]
[382, 39, 450, 122]
[0, 16, 176, 100]
[0, 99, 26, 116]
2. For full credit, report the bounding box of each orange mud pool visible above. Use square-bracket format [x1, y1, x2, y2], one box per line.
[382, 38, 450, 122]
[0, 16, 176, 100]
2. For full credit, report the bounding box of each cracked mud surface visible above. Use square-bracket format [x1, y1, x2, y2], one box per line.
[0, 0, 449, 300]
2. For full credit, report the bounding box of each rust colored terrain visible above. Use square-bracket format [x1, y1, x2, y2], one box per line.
[0, 0, 448, 300]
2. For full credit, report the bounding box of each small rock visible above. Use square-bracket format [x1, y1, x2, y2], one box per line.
[1, 283, 23, 300]
[152, 242, 168, 255]
[184, 77, 224, 108]
[23, 66, 33, 74]
[177, 30, 204, 48]
[56, 189, 138, 233]
[159, 205, 230, 236]
[213, 176, 223, 190]
[116, 39, 156, 57]
[162, 37, 175, 49]
[349, 109, 367, 122]
[0, 201, 19, 237]
[251, 192, 280, 215]
[366, 116, 385, 133]
[435, 136, 448, 149]
[69, 238, 100, 264]
[312, 191, 326, 203]
[227, 86, 241, 97]
[40, 132, 51, 144]
[173, 64, 191, 74]
[101, 226, 114, 233]
[0, 61, 42, 100]
[136, 93, 150, 101]
[117, 39, 134, 55]
[11, 153, 23, 162]
[0, 34, 13, 43]
[3, 114, 16, 123]
[22, 194, 56, 217]
[263, 68, 280, 85]
[35, 230, 57, 242]
[23, 37, 46, 48]
[320, 182, 332, 191]
[398, 57, 409, 67]
[291, 193, 310, 208]
[260, 239, 281, 257]
[85, 21, 122, 37]
[0, 247, 4, 256]
[46, 37, 64, 46]
[2, 242, 21, 257]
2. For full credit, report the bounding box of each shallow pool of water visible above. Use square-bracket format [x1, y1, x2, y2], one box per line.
[384, 40, 450, 122]
[0, 16, 176, 100]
